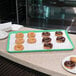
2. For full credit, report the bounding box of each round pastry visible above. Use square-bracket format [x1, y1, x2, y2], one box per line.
[44, 43, 53, 49]
[27, 38, 36, 44]
[55, 31, 63, 36]
[27, 32, 35, 38]
[64, 61, 75, 69]
[15, 38, 24, 44]
[16, 33, 24, 38]
[70, 57, 76, 63]
[42, 32, 50, 37]
[56, 36, 65, 43]
[42, 37, 51, 43]
[14, 44, 24, 51]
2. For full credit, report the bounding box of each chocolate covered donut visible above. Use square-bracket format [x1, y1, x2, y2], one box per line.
[42, 32, 50, 37]
[42, 37, 51, 43]
[56, 36, 65, 43]
[55, 31, 63, 36]
[44, 43, 53, 49]
[64, 61, 75, 69]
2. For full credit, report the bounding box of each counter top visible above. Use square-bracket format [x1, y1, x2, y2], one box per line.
[0, 27, 76, 76]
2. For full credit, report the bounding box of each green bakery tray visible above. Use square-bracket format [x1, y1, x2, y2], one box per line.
[7, 30, 75, 53]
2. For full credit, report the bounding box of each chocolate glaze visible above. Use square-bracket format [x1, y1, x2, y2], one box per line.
[42, 37, 51, 43]
[56, 36, 65, 42]
[64, 61, 75, 68]
[42, 32, 50, 36]
[55, 31, 63, 35]
[44, 43, 53, 48]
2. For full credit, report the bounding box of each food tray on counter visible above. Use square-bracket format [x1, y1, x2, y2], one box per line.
[7, 30, 75, 53]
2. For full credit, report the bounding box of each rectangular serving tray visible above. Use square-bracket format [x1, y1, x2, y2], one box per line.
[7, 30, 75, 53]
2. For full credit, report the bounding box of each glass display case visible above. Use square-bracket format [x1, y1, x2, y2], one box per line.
[26, 0, 76, 29]
[0, 0, 76, 31]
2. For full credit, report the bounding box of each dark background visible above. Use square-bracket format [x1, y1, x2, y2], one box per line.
[0, 0, 76, 29]
[0, 0, 26, 24]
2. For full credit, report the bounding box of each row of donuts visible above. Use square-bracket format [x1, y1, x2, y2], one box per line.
[42, 32, 53, 49]
[14, 31, 65, 51]
[14, 32, 37, 51]
[41, 31, 66, 49]
[15, 31, 65, 44]
[55, 31, 65, 43]
[42, 31, 65, 43]
[14, 32, 38, 51]
[14, 33, 24, 51]
[27, 32, 36, 43]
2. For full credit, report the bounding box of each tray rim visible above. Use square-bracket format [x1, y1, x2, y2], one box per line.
[7, 29, 75, 53]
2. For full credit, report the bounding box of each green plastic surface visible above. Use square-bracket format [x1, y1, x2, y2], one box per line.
[7, 30, 75, 53]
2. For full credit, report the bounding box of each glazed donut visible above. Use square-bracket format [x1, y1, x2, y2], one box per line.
[42, 37, 51, 43]
[15, 38, 24, 44]
[44, 43, 53, 49]
[14, 44, 24, 51]
[16, 33, 24, 38]
[55, 31, 63, 36]
[64, 61, 75, 69]
[27, 38, 36, 44]
[70, 57, 76, 63]
[56, 36, 65, 43]
[42, 32, 50, 37]
[27, 32, 35, 38]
